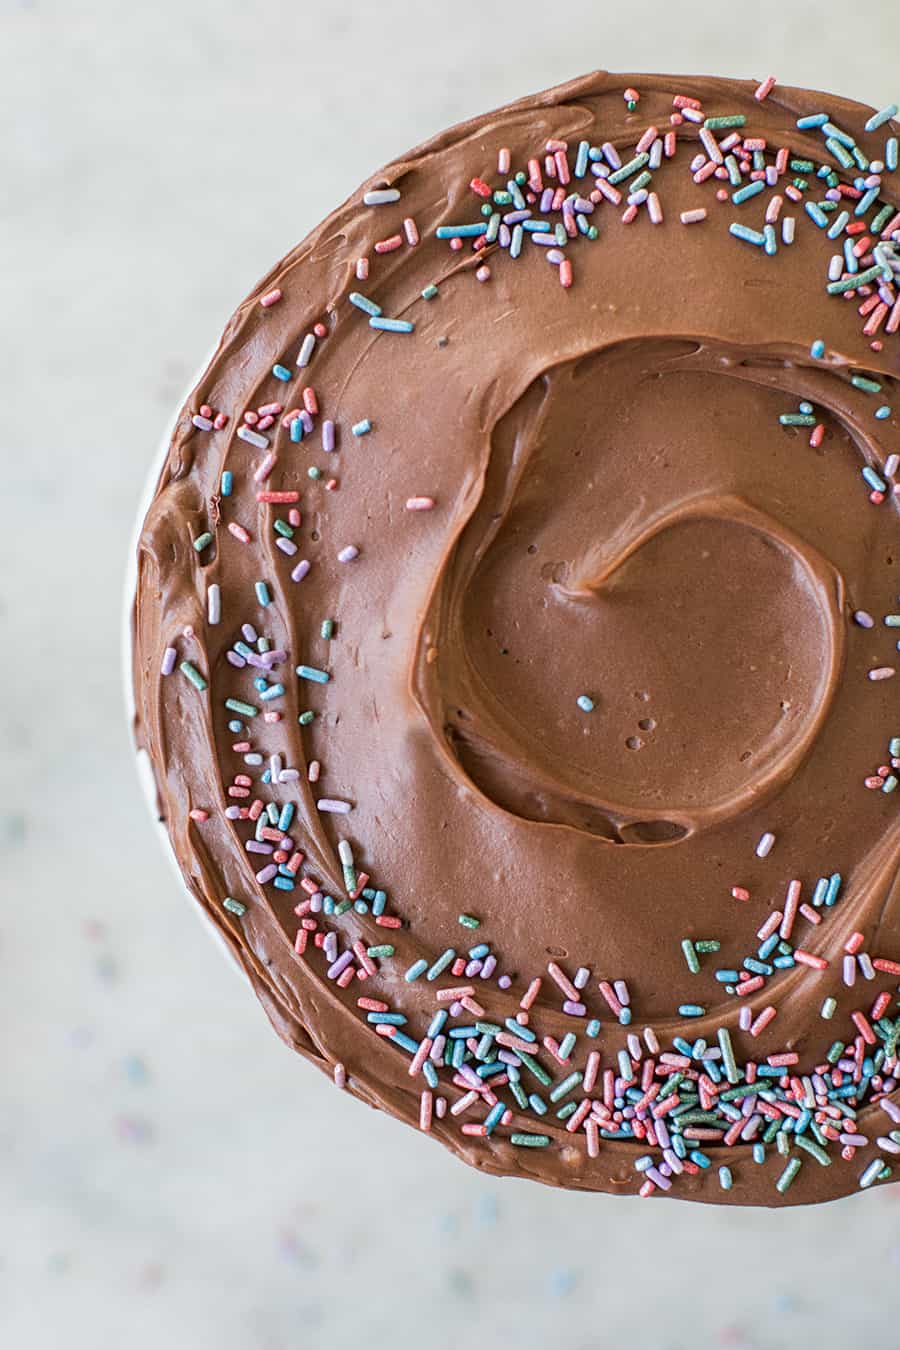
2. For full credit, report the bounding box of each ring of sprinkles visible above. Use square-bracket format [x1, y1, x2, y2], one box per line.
[132, 71, 900, 1204]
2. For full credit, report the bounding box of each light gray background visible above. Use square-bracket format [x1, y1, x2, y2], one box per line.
[4, 3, 900, 1347]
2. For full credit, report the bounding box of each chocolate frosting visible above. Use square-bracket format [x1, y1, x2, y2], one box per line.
[131, 71, 900, 1204]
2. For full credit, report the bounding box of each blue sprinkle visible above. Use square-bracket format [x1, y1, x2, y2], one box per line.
[352, 418, 372, 436]
[349, 292, 382, 317]
[876, 406, 892, 420]
[733, 180, 765, 205]
[405, 960, 429, 983]
[369, 316, 414, 334]
[865, 104, 898, 133]
[258, 682, 284, 702]
[435, 223, 488, 239]
[796, 113, 830, 129]
[255, 581, 271, 607]
[576, 694, 594, 712]
[221, 470, 233, 496]
[729, 223, 766, 246]
[296, 664, 330, 684]
[290, 417, 304, 443]
[810, 339, 826, 359]
[272, 364, 292, 382]
[863, 466, 887, 492]
[805, 201, 830, 228]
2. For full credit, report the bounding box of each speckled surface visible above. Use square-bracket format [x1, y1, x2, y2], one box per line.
[4, 3, 900, 1347]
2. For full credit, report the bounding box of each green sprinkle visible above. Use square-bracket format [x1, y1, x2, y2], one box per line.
[274, 519, 294, 539]
[179, 661, 207, 692]
[321, 619, 335, 640]
[225, 698, 257, 718]
[793, 1134, 831, 1166]
[308, 467, 321, 480]
[516, 1051, 552, 1087]
[705, 114, 747, 129]
[780, 413, 817, 426]
[223, 897, 246, 916]
[776, 1157, 803, 1194]
[681, 939, 700, 974]
[458, 913, 480, 929]
[694, 940, 721, 954]
[820, 997, 837, 1019]
[851, 375, 882, 393]
[298, 710, 315, 726]
[421, 283, 439, 300]
[193, 531, 213, 552]
[608, 152, 650, 185]
[367, 944, 394, 958]
[510, 1133, 550, 1147]
[827, 264, 883, 294]
[718, 1026, 739, 1084]
[549, 1071, 582, 1103]
[296, 664, 330, 684]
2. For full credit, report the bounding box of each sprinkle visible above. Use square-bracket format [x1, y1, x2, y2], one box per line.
[422, 284, 439, 300]
[859, 1158, 887, 1189]
[436, 224, 488, 239]
[193, 532, 213, 553]
[458, 914, 480, 929]
[729, 223, 767, 247]
[349, 292, 382, 317]
[291, 560, 311, 583]
[363, 188, 401, 205]
[510, 1133, 550, 1148]
[369, 316, 415, 333]
[406, 496, 435, 511]
[260, 289, 282, 307]
[297, 334, 316, 368]
[161, 646, 177, 676]
[865, 104, 898, 133]
[225, 698, 257, 718]
[179, 661, 207, 692]
[223, 897, 247, 916]
[207, 584, 221, 625]
[352, 419, 372, 436]
[755, 76, 777, 102]
[255, 581, 271, 607]
[810, 339, 826, 359]
[869, 667, 896, 681]
[755, 831, 776, 858]
[680, 208, 707, 224]
[272, 364, 292, 382]
[296, 665, 330, 684]
[705, 114, 746, 130]
[576, 695, 594, 712]
[776, 1158, 802, 1193]
[338, 545, 359, 563]
[237, 425, 269, 450]
[220, 471, 233, 496]
[317, 799, 352, 814]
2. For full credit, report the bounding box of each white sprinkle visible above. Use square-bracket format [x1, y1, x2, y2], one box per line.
[207, 583, 221, 625]
[356, 256, 369, 280]
[237, 425, 269, 450]
[869, 667, 896, 681]
[297, 333, 316, 368]
[278, 768, 300, 782]
[243, 753, 263, 766]
[363, 188, 400, 206]
[338, 840, 354, 865]
[885, 453, 899, 477]
[337, 545, 359, 563]
[647, 192, 663, 224]
[334, 1062, 347, 1088]
[498, 147, 511, 174]
[680, 208, 707, 225]
[406, 496, 435, 511]
[782, 216, 796, 245]
[317, 798, 353, 814]
[192, 414, 213, 431]
[276, 537, 298, 556]
[291, 559, 311, 582]
[756, 831, 776, 858]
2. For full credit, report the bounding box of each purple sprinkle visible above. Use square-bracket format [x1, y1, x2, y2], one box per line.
[255, 864, 278, 884]
[276, 537, 298, 555]
[449, 1000, 463, 1017]
[465, 959, 483, 977]
[540, 188, 554, 212]
[291, 559, 311, 582]
[602, 142, 622, 169]
[481, 954, 497, 978]
[646, 1167, 672, 1191]
[300, 410, 314, 434]
[161, 646, 177, 676]
[498, 974, 512, 989]
[503, 209, 532, 224]
[310, 892, 323, 913]
[260, 649, 288, 666]
[327, 951, 355, 980]
[573, 197, 594, 213]
[322, 420, 336, 452]
[531, 233, 558, 247]
[225, 806, 242, 819]
[563, 1000, 586, 1016]
[226, 651, 246, 668]
[498, 223, 511, 247]
[242, 624, 258, 642]
[246, 841, 273, 855]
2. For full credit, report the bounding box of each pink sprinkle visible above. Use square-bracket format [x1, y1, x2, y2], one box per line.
[375, 234, 403, 254]
[731, 886, 750, 901]
[406, 496, 435, 512]
[228, 522, 251, 544]
[253, 452, 277, 483]
[333, 1063, 346, 1089]
[780, 880, 802, 940]
[419, 1090, 433, 1131]
[403, 216, 419, 246]
[356, 257, 369, 280]
[260, 288, 282, 308]
[498, 146, 511, 174]
[869, 667, 896, 680]
[680, 208, 707, 224]
[559, 258, 573, 288]
[755, 75, 777, 102]
[475, 265, 491, 282]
